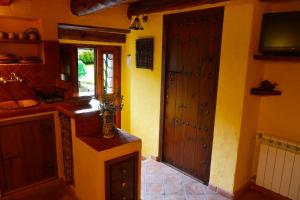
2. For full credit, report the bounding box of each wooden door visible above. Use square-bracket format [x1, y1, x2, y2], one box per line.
[162, 7, 224, 184]
[97, 46, 121, 127]
[0, 115, 57, 194]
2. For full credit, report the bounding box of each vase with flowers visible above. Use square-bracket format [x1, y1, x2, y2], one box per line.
[99, 89, 123, 138]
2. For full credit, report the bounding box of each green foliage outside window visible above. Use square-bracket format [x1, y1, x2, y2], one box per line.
[78, 51, 94, 65]
[78, 60, 87, 79]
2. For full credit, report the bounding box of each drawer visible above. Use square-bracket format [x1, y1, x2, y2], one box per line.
[111, 177, 134, 194]
[111, 190, 134, 200]
[111, 159, 134, 181]
[105, 152, 139, 200]
[111, 179, 134, 200]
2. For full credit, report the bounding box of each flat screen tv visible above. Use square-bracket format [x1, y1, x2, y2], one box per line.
[260, 11, 300, 56]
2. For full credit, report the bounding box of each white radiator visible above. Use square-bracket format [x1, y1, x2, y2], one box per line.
[256, 134, 300, 200]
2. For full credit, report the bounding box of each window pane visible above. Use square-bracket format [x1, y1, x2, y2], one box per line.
[77, 48, 95, 96]
[103, 53, 114, 94]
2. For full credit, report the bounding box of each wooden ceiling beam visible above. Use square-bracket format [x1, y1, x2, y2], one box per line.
[58, 23, 128, 43]
[127, 0, 230, 18]
[70, 0, 140, 16]
[259, 0, 297, 2]
[71, 0, 123, 16]
[0, 0, 13, 6]
[58, 23, 130, 34]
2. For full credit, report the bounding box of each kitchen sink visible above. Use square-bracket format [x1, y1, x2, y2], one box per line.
[0, 99, 40, 110]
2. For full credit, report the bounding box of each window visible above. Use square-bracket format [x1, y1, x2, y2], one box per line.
[103, 53, 114, 94]
[77, 48, 95, 96]
[59, 44, 121, 98]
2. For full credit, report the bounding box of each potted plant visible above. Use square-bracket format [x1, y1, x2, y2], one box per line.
[99, 89, 123, 138]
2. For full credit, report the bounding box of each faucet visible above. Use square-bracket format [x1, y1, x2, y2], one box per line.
[0, 73, 23, 84]
[0, 77, 7, 84]
[10, 73, 23, 82]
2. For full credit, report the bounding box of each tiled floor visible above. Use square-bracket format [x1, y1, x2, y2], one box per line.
[4, 158, 270, 200]
[2, 180, 77, 200]
[141, 159, 229, 200]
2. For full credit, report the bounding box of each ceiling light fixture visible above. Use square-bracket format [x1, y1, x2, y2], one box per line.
[129, 16, 144, 30]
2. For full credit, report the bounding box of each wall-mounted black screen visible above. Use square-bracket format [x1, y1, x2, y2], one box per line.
[260, 11, 300, 55]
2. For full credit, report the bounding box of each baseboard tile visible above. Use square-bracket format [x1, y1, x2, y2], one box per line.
[150, 155, 159, 161]
[248, 182, 291, 200]
[233, 182, 251, 200]
[141, 155, 159, 161]
[208, 184, 234, 199]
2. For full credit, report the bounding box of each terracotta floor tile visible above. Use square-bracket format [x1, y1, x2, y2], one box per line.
[145, 174, 164, 184]
[164, 182, 184, 194]
[3, 158, 272, 200]
[164, 194, 186, 200]
[141, 194, 165, 200]
[181, 174, 199, 185]
[146, 182, 164, 194]
[206, 194, 230, 200]
[186, 195, 207, 200]
[184, 182, 204, 195]
[164, 173, 182, 184]
[142, 159, 230, 200]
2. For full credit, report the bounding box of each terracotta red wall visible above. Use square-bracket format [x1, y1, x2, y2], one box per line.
[0, 41, 60, 101]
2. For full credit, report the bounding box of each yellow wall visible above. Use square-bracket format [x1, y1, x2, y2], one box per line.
[235, 1, 300, 192]
[211, 2, 257, 192]
[122, 14, 163, 157]
[0, 0, 130, 40]
[258, 61, 300, 143]
[122, 0, 300, 193]
[233, 1, 268, 192]
[122, 0, 264, 193]
[2, 0, 300, 195]
[71, 119, 142, 200]
[257, 2, 300, 143]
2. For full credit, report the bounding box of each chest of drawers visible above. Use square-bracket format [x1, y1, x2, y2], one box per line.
[105, 152, 139, 200]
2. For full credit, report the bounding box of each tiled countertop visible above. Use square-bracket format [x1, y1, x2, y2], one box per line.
[78, 129, 140, 152]
[0, 99, 140, 152]
[0, 100, 100, 119]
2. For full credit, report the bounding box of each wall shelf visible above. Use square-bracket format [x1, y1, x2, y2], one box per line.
[0, 63, 43, 66]
[253, 54, 300, 61]
[259, 0, 298, 2]
[250, 90, 282, 96]
[0, 39, 42, 44]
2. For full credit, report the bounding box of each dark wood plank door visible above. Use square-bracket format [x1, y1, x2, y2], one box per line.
[162, 7, 224, 184]
[0, 115, 57, 194]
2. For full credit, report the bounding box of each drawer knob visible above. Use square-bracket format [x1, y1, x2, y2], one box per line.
[122, 196, 127, 200]
[121, 168, 127, 174]
[121, 182, 127, 188]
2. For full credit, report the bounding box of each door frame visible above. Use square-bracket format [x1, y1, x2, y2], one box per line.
[158, 7, 224, 182]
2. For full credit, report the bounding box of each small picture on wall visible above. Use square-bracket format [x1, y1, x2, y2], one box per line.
[136, 38, 153, 70]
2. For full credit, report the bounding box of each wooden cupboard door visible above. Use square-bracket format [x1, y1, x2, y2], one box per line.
[21, 117, 57, 184]
[162, 7, 224, 184]
[0, 124, 28, 192]
[0, 115, 57, 194]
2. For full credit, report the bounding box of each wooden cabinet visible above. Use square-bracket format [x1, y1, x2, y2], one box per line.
[105, 152, 139, 200]
[0, 115, 57, 195]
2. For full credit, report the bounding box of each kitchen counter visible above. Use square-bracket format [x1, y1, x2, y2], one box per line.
[0, 99, 142, 200]
[78, 129, 140, 152]
[0, 99, 100, 119]
[0, 99, 139, 153]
